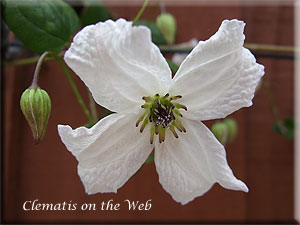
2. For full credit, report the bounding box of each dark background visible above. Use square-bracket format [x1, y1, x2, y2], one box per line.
[3, 1, 295, 223]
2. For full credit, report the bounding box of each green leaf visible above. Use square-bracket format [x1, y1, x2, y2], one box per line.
[3, 0, 79, 54]
[166, 58, 179, 74]
[81, 0, 113, 26]
[135, 20, 167, 46]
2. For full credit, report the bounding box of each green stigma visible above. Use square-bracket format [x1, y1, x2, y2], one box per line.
[136, 93, 187, 144]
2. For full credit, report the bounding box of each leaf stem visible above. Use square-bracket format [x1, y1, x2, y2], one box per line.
[30, 51, 51, 89]
[53, 54, 95, 124]
[132, 0, 150, 26]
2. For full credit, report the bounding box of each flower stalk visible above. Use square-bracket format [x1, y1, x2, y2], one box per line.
[30, 51, 50, 89]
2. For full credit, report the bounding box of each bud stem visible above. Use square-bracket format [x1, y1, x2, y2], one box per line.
[30, 51, 50, 89]
[159, 0, 166, 14]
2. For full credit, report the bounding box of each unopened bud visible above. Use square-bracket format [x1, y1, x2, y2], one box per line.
[224, 118, 238, 143]
[211, 122, 228, 145]
[156, 13, 177, 45]
[20, 88, 51, 144]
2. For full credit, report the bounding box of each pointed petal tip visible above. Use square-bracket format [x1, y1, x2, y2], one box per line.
[240, 182, 249, 193]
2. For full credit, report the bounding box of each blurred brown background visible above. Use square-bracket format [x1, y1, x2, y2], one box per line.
[3, 1, 295, 223]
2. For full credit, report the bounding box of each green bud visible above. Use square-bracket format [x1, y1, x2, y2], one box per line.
[20, 88, 51, 144]
[211, 122, 228, 145]
[224, 118, 238, 143]
[156, 13, 177, 45]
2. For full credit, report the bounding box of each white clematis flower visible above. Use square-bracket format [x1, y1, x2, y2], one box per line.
[58, 18, 264, 205]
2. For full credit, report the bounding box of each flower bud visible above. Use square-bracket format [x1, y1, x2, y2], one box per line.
[20, 88, 51, 143]
[224, 118, 238, 143]
[156, 13, 177, 45]
[211, 122, 228, 145]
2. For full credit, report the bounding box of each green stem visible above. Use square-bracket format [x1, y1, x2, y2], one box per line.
[3, 51, 64, 67]
[159, 0, 166, 14]
[132, 0, 150, 26]
[4, 55, 41, 66]
[262, 77, 280, 122]
[3, 43, 299, 67]
[30, 51, 50, 89]
[53, 54, 95, 124]
[88, 91, 98, 121]
[159, 43, 300, 55]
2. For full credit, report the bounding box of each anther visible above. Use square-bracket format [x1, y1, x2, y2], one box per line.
[140, 117, 149, 133]
[136, 112, 146, 127]
[150, 124, 155, 144]
[174, 103, 187, 111]
[170, 125, 178, 138]
[173, 108, 183, 117]
[164, 93, 169, 98]
[161, 104, 167, 111]
[155, 125, 159, 134]
[173, 120, 183, 132]
[141, 104, 150, 108]
[158, 125, 166, 143]
[176, 120, 186, 132]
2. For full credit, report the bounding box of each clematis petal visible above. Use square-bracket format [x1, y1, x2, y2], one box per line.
[64, 19, 172, 114]
[169, 19, 264, 120]
[58, 113, 153, 194]
[154, 118, 248, 205]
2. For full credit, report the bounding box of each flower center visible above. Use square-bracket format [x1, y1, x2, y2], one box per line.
[136, 93, 187, 144]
